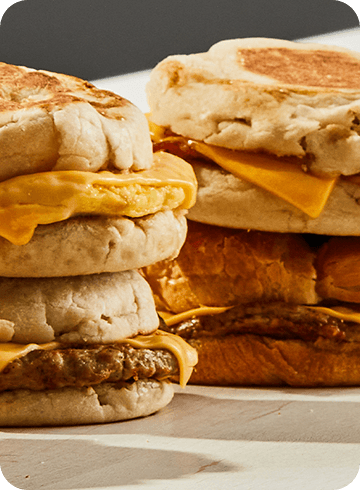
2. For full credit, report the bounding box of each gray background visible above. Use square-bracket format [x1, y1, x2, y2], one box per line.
[0, 0, 358, 80]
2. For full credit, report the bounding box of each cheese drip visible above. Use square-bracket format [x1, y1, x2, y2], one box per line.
[124, 330, 198, 387]
[308, 306, 360, 324]
[0, 331, 198, 388]
[148, 119, 338, 219]
[0, 342, 59, 375]
[159, 303, 360, 331]
[0, 152, 197, 245]
[159, 306, 233, 326]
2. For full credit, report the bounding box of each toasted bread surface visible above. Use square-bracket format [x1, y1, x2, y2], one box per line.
[143, 220, 318, 312]
[0, 62, 153, 181]
[147, 38, 360, 176]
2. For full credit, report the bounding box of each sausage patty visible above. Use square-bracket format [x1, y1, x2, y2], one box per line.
[0, 343, 178, 392]
[162, 301, 360, 342]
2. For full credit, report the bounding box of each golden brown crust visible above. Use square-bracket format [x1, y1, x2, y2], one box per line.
[316, 237, 360, 303]
[144, 223, 360, 387]
[144, 218, 360, 308]
[188, 334, 360, 387]
[236, 45, 360, 90]
[147, 38, 360, 177]
[0, 62, 153, 181]
[143, 220, 318, 312]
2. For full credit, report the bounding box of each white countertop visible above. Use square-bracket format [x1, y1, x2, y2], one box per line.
[2, 27, 360, 490]
[2, 385, 360, 490]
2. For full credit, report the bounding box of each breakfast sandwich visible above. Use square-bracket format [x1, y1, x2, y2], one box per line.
[143, 38, 360, 387]
[0, 62, 198, 426]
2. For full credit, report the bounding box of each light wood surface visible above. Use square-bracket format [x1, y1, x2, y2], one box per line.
[1, 385, 360, 490]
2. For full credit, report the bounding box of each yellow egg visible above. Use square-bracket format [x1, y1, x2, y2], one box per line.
[0, 152, 197, 245]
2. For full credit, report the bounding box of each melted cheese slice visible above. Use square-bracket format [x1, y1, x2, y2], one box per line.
[0, 331, 198, 388]
[0, 342, 60, 375]
[148, 119, 338, 219]
[124, 330, 198, 387]
[308, 306, 360, 324]
[159, 306, 233, 326]
[159, 303, 360, 329]
[0, 152, 197, 245]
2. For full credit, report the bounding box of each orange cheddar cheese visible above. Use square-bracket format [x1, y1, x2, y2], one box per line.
[148, 119, 338, 219]
[0, 152, 197, 245]
[0, 330, 198, 388]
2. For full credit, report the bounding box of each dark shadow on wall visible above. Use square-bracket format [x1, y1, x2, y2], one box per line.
[0, 0, 358, 80]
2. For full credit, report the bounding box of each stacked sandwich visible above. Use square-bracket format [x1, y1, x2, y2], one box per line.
[143, 38, 360, 387]
[0, 62, 198, 426]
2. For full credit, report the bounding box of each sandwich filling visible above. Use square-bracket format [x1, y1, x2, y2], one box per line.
[159, 302, 360, 344]
[149, 119, 342, 219]
[0, 151, 197, 245]
[0, 330, 198, 389]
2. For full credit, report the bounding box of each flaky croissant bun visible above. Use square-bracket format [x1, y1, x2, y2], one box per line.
[316, 236, 360, 304]
[143, 220, 318, 313]
[188, 335, 360, 387]
[143, 221, 360, 387]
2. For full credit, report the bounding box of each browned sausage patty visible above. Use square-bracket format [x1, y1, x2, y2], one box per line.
[0, 344, 178, 392]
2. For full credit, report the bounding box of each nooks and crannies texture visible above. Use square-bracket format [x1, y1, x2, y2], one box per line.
[0, 270, 159, 344]
[0, 210, 188, 278]
[147, 38, 360, 177]
[0, 62, 153, 181]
